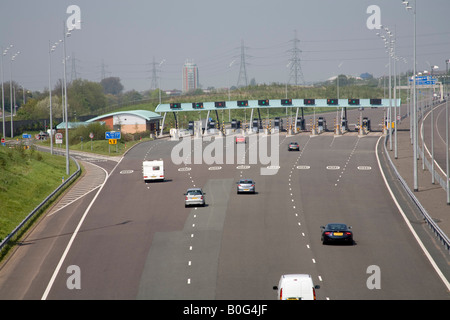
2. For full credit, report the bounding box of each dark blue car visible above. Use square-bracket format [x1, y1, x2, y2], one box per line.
[320, 223, 353, 245]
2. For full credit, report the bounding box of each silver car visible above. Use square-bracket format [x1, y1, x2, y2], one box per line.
[237, 179, 256, 194]
[184, 188, 206, 207]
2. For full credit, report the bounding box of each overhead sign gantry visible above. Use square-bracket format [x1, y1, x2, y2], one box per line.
[155, 98, 401, 135]
[156, 98, 400, 113]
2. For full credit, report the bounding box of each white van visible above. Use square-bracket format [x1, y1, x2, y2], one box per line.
[273, 274, 320, 300]
[143, 160, 165, 182]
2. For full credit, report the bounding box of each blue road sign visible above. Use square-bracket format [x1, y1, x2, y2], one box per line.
[22, 133, 32, 139]
[409, 76, 436, 86]
[105, 131, 121, 139]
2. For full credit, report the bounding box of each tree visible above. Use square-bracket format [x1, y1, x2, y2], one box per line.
[122, 90, 143, 104]
[0, 81, 23, 113]
[100, 77, 124, 95]
[68, 79, 106, 116]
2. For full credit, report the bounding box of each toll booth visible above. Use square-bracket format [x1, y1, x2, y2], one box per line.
[362, 117, 371, 131]
[296, 117, 305, 131]
[274, 117, 283, 132]
[231, 119, 241, 130]
[317, 117, 327, 132]
[252, 118, 260, 133]
[208, 120, 216, 134]
[341, 117, 348, 131]
[188, 121, 194, 135]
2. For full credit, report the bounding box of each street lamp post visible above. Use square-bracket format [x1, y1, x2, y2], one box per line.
[228, 59, 236, 122]
[10, 51, 20, 138]
[63, 22, 70, 175]
[403, 0, 418, 191]
[61, 19, 80, 175]
[158, 59, 165, 105]
[446, 83, 449, 204]
[336, 62, 343, 135]
[392, 34, 398, 159]
[49, 40, 62, 155]
[429, 65, 438, 185]
[383, 28, 393, 151]
[1, 45, 13, 139]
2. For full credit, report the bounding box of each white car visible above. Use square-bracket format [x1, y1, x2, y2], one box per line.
[236, 179, 255, 194]
[273, 274, 320, 300]
[184, 188, 206, 207]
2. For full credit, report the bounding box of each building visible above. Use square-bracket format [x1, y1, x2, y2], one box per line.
[182, 60, 199, 92]
[86, 110, 162, 134]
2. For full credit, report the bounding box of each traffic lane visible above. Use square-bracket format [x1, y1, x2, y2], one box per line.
[301, 107, 385, 132]
[138, 178, 234, 299]
[422, 103, 449, 173]
[378, 135, 450, 297]
[45, 135, 244, 299]
[291, 135, 368, 300]
[301, 134, 363, 187]
[298, 155, 393, 298]
[215, 134, 320, 300]
[0, 180, 100, 299]
[126, 138, 176, 162]
[41, 146, 120, 175]
[299, 135, 448, 299]
[43, 140, 191, 299]
[138, 135, 258, 299]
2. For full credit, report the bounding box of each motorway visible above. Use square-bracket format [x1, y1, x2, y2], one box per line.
[0, 113, 449, 300]
[421, 102, 449, 182]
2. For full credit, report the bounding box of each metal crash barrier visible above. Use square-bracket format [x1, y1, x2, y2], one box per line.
[0, 155, 81, 254]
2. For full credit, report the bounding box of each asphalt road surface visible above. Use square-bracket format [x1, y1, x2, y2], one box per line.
[0, 128, 449, 300]
[421, 102, 449, 180]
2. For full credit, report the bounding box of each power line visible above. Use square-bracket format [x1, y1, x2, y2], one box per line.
[70, 52, 81, 82]
[100, 59, 111, 80]
[237, 39, 250, 87]
[287, 30, 305, 85]
[150, 56, 159, 90]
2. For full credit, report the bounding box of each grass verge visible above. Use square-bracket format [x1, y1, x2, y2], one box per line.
[0, 144, 78, 258]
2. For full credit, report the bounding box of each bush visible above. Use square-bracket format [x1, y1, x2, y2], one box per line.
[68, 122, 108, 145]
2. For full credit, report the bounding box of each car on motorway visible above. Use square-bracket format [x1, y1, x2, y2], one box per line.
[184, 188, 206, 207]
[288, 142, 300, 151]
[237, 179, 255, 194]
[235, 135, 245, 144]
[320, 223, 353, 245]
[273, 274, 320, 300]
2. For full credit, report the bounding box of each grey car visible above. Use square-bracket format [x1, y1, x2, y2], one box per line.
[237, 179, 256, 194]
[288, 142, 300, 151]
[184, 188, 206, 207]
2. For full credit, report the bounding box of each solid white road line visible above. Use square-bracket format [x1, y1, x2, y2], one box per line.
[375, 136, 450, 292]
[41, 157, 123, 300]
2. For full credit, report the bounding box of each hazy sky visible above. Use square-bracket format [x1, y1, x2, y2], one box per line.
[1, 0, 449, 93]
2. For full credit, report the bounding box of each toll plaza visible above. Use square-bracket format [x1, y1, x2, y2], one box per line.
[155, 98, 401, 137]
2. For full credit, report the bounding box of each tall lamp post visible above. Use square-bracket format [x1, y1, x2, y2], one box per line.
[10, 51, 20, 138]
[158, 59, 165, 104]
[1, 45, 13, 139]
[62, 19, 80, 175]
[402, 0, 418, 191]
[227, 59, 236, 122]
[376, 28, 393, 151]
[49, 40, 62, 155]
[446, 78, 449, 204]
[62, 22, 70, 175]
